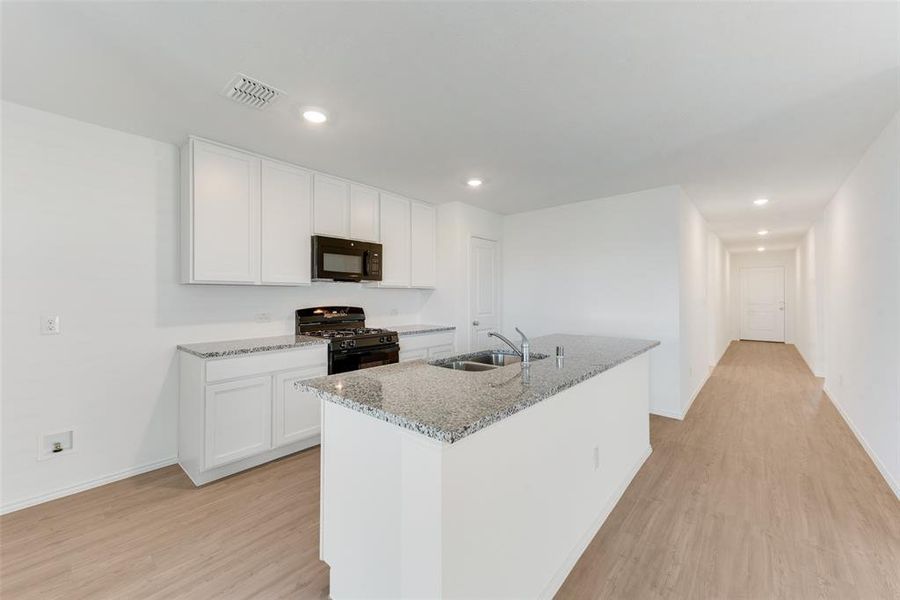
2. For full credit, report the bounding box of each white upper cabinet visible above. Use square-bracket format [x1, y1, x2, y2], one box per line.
[410, 201, 436, 288]
[379, 192, 411, 287]
[188, 139, 260, 283]
[182, 136, 435, 289]
[349, 184, 380, 242]
[260, 160, 312, 285]
[313, 174, 350, 238]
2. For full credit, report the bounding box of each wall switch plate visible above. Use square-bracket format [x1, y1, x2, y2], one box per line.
[593, 445, 600, 471]
[41, 314, 60, 335]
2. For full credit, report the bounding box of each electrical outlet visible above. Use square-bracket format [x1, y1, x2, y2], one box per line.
[593, 445, 600, 471]
[390, 308, 399, 316]
[40, 314, 60, 335]
[38, 430, 74, 460]
[254, 312, 272, 323]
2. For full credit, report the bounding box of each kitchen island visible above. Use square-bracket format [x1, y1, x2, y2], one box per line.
[300, 334, 659, 599]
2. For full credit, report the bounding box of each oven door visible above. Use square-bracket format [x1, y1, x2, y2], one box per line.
[330, 344, 400, 375]
[312, 236, 382, 282]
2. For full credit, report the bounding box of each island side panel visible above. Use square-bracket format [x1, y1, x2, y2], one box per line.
[440, 353, 651, 599]
[321, 401, 444, 599]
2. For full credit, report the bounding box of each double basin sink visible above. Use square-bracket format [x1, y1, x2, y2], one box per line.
[431, 350, 547, 372]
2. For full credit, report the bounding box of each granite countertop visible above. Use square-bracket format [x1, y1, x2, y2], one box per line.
[392, 324, 456, 336]
[299, 334, 659, 443]
[177, 334, 327, 359]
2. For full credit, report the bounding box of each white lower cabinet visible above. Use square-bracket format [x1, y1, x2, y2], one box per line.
[205, 376, 272, 468]
[399, 347, 428, 362]
[398, 331, 456, 362]
[273, 366, 324, 448]
[179, 344, 327, 485]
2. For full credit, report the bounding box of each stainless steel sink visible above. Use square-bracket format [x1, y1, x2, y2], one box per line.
[467, 352, 522, 366]
[431, 350, 548, 372]
[439, 361, 500, 372]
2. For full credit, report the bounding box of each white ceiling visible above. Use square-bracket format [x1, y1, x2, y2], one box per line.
[3, 2, 898, 250]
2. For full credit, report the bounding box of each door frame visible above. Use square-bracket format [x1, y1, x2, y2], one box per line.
[467, 235, 501, 352]
[739, 265, 786, 342]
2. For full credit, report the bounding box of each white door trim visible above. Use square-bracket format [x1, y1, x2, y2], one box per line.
[739, 266, 786, 342]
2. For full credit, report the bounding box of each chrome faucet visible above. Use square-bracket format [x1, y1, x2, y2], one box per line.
[488, 328, 530, 365]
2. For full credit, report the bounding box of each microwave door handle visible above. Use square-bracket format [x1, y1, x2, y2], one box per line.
[362, 250, 370, 277]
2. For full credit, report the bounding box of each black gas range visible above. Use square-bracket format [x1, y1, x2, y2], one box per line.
[296, 306, 399, 375]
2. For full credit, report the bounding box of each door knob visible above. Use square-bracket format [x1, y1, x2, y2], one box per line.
[472, 320, 480, 326]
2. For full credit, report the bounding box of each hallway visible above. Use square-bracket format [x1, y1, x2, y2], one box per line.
[558, 340, 900, 599]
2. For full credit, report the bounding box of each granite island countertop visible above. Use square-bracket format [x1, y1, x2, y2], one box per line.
[299, 334, 659, 443]
[177, 334, 328, 359]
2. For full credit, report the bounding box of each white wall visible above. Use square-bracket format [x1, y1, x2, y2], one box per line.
[421, 202, 503, 353]
[795, 222, 825, 376]
[502, 186, 683, 417]
[1, 102, 433, 512]
[729, 249, 797, 343]
[819, 110, 899, 498]
[707, 233, 731, 367]
[679, 191, 710, 413]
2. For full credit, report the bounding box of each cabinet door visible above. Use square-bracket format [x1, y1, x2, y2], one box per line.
[273, 365, 327, 447]
[379, 192, 411, 287]
[261, 160, 312, 284]
[191, 140, 260, 283]
[205, 376, 272, 468]
[399, 347, 428, 362]
[410, 201, 436, 288]
[313, 174, 350, 238]
[427, 344, 454, 360]
[349, 184, 380, 242]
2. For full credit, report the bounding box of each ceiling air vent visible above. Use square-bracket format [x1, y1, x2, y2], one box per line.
[222, 73, 284, 110]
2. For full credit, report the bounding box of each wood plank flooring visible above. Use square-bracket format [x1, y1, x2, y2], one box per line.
[557, 341, 900, 599]
[2, 341, 898, 599]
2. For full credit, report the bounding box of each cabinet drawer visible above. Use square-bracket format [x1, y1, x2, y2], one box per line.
[206, 346, 327, 383]
[427, 344, 454, 360]
[398, 331, 455, 353]
[399, 348, 429, 362]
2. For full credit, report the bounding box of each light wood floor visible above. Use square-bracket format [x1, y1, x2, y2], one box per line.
[557, 341, 900, 599]
[2, 341, 898, 599]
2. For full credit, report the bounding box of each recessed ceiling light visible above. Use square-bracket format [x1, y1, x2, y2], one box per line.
[301, 108, 328, 124]
[467, 178, 483, 188]
[753, 198, 769, 206]
[757, 229, 769, 236]
[757, 246, 766, 252]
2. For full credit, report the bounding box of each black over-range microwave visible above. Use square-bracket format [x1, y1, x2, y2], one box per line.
[311, 235, 383, 282]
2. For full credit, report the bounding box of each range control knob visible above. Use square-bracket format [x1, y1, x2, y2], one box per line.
[349, 340, 356, 348]
[339, 341, 347, 349]
[386, 335, 393, 342]
[379, 336, 385, 343]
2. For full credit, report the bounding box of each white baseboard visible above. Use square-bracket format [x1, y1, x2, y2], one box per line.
[823, 385, 900, 500]
[650, 407, 683, 420]
[793, 344, 825, 378]
[541, 445, 653, 599]
[649, 369, 710, 422]
[681, 369, 710, 420]
[1, 456, 178, 515]
[181, 436, 320, 486]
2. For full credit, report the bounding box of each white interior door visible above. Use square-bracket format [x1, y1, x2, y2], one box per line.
[740, 266, 785, 342]
[469, 237, 500, 351]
